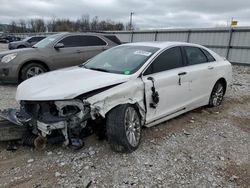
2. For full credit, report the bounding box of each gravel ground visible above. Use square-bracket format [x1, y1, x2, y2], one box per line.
[0, 43, 8, 52]
[0, 42, 249, 187]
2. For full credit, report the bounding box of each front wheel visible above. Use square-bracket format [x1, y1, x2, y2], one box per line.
[106, 104, 142, 153]
[208, 81, 225, 107]
[20, 63, 47, 82]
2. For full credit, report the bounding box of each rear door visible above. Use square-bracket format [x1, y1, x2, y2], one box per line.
[79, 35, 107, 62]
[182, 46, 217, 107]
[142, 46, 189, 124]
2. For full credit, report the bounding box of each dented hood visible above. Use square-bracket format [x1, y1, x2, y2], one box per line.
[16, 66, 131, 101]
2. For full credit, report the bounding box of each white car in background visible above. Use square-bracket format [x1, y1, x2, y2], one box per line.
[0, 42, 232, 152]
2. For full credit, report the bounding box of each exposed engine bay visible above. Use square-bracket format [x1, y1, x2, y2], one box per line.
[0, 99, 99, 149]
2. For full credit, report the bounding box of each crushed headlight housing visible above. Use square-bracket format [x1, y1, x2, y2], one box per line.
[1, 53, 17, 63]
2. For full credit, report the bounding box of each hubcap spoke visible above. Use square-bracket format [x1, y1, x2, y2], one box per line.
[26, 67, 44, 78]
[212, 84, 224, 106]
[124, 107, 141, 147]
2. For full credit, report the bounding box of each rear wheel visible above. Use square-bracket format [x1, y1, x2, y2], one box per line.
[20, 63, 47, 81]
[106, 104, 142, 153]
[209, 81, 225, 107]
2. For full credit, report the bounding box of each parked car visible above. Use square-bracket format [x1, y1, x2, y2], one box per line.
[8, 36, 46, 50]
[0, 35, 21, 43]
[0, 42, 232, 152]
[0, 32, 121, 83]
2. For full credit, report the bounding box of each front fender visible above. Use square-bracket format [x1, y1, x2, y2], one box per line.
[86, 78, 146, 122]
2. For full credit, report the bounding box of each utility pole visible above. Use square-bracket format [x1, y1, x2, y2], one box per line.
[129, 12, 134, 31]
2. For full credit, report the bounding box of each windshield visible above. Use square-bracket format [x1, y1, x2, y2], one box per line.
[33, 34, 61, 48]
[83, 45, 159, 75]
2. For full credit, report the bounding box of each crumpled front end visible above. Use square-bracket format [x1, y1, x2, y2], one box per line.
[0, 78, 146, 149]
[0, 99, 92, 148]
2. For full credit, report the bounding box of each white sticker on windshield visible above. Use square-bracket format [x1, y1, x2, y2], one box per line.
[134, 50, 152, 56]
[48, 38, 55, 41]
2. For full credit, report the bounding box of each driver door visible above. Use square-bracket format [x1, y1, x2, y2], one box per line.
[142, 46, 189, 124]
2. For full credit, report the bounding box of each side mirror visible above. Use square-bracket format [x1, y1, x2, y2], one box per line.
[54, 43, 64, 49]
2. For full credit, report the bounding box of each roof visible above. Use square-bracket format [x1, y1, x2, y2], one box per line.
[122, 41, 203, 49]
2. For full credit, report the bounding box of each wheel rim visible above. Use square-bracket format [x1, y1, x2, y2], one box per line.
[26, 67, 44, 79]
[124, 107, 141, 147]
[212, 84, 224, 106]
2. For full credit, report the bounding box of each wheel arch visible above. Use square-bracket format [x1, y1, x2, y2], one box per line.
[214, 77, 227, 95]
[18, 60, 50, 82]
[105, 102, 146, 125]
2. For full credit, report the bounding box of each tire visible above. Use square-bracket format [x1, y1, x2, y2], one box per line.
[17, 45, 26, 49]
[208, 81, 225, 107]
[106, 104, 142, 153]
[20, 63, 47, 81]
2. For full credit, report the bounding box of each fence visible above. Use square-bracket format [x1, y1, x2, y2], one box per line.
[10, 27, 250, 65]
[108, 27, 250, 65]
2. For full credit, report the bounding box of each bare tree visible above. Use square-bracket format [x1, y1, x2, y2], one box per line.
[90, 16, 99, 31]
[18, 19, 27, 33]
[6, 15, 125, 33]
[8, 21, 17, 33]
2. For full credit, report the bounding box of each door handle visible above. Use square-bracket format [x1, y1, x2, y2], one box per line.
[178, 72, 187, 76]
[76, 50, 81, 53]
[178, 72, 186, 86]
[208, 66, 214, 70]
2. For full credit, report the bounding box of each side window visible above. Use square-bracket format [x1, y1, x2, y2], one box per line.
[84, 36, 107, 46]
[36, 37, 45, 41]
[58, 36, 106, 47]
[185, 46, 208, 65]
[201, 49, 216, 62]
[144, 47, 183, 75]
[58, 36, 83, 47]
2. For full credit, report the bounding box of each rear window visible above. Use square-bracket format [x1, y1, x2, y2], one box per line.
[185, 46, 208, 65]
[202, 49, 216, 62]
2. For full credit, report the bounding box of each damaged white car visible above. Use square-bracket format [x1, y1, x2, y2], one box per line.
[0, 42, 232, 152]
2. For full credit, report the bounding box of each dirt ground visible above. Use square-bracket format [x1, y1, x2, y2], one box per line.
[0, 42, 249, 187]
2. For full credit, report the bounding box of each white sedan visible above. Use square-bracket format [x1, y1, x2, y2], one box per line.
[0, 42, 232, 152]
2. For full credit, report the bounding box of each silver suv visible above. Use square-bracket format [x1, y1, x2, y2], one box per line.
[8, 36, 46, 50]
[0, 32, 121, 83]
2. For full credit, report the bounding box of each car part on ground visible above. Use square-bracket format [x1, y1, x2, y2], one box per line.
[0, 42, 232, 152]
[0, 32, 121, 83]
[0, 118, 27, 141]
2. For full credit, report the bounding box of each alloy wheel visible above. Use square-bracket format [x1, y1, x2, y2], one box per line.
[26, 66, 45, 79]
[124, 106, 141, 147]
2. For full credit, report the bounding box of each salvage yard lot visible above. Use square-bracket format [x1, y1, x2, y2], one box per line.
[0, 42, 249, 187]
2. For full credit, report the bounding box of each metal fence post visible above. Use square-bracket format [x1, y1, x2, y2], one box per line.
[130, 31, 134, 42]
[187, 30, 191, 43]
[226, 28, 233, 59]
[154, 30, 158, 41]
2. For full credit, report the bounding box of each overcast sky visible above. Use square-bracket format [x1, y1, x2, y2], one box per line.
[0, 0, 250, 29]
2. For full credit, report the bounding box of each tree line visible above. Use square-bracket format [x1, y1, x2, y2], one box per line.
[5, 15, 131, 33]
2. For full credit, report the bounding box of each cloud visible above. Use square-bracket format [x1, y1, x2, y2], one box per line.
[0, 0, 249, 29]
